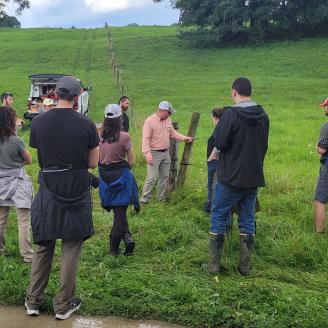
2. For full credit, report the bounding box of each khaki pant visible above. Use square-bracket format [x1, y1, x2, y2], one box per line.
[0, 206, 33, 261]
[26, 239, 83, 314]
[141, 150, 171, 203]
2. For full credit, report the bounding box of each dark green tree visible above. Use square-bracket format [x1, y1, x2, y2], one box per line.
[154, 0, 328, 46]
[0, 14, 20, 27]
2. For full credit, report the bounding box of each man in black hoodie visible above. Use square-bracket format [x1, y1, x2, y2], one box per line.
[204, 77, 269, 276]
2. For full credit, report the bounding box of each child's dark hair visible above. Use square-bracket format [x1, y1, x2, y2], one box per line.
[0, 106, 16, 144]
[211, 107, 226, 119]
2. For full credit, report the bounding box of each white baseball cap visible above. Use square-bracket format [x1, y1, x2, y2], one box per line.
[43, 98, 54, 106]
[158, 101, 176, 114]
[104, 104, 122, 118]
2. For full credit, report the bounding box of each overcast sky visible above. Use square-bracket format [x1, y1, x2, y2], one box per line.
[8, 0, 180, 28]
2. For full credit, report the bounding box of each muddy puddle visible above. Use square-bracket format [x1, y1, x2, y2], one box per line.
[0, 306, 185, 328]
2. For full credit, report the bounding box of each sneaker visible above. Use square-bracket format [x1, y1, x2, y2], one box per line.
[25, 301, 39, 316]
[55, 298, 81, 320]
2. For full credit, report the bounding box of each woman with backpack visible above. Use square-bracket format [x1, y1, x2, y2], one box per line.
[98, 104, 139, 256]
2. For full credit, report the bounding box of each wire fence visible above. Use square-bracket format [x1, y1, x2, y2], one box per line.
[107, 27, 134, 124]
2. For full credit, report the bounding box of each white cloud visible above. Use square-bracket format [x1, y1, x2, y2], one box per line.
[84, 0, 151, 13]
[6, 0, 59, 15]
[29, 0, 61, 8]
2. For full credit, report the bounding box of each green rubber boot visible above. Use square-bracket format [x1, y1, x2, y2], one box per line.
[238, 234, 254, 276]
[202, 234, 225, 274]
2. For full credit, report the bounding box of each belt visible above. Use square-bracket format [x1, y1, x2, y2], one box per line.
[42, 165, 73, 173]
[153, 149, 168, 152]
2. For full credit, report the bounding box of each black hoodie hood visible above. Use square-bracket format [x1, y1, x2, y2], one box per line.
[232, 101, 267, 126]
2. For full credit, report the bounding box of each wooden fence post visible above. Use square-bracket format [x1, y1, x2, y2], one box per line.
[177, 112, 201, 187]
[106, 25, 131, 123]
[169, 122, 179, 191]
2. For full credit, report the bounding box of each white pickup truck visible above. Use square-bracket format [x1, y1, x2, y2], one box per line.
[24, 73, 91, 121]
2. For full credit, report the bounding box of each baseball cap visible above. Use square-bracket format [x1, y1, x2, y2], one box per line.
[56, 76, 82, 97]
[158, 101, 176, 114]
[43, 98, 54, 106]
[104, 104, 122, 118]
[319, 98, 328, 107]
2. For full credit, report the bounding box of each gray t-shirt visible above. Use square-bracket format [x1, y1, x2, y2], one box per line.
[0, 136, 26, 169]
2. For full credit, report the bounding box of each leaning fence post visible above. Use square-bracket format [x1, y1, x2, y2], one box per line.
[169, 122, 179, 191]
[177, 112, 201, 187]
[117, 69, 120, 85]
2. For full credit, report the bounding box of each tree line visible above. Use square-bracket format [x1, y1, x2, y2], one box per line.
[0, 0, 29, 28]
[155, 0, 328, 47]
[0, 14, 20, 27]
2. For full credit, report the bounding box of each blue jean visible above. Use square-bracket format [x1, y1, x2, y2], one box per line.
[205, 160, 218, 213]
[211, 183, 258, 234]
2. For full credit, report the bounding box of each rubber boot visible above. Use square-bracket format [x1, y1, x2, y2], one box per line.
[123, 233, 135, 256]
[109, 235, 122, 257]
[202, 234, 225, 274]
[238, 234, 254, 276]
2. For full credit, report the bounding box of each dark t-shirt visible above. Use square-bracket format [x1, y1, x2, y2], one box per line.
[122, 112, 129, 132]
[30, 108, 99, 197]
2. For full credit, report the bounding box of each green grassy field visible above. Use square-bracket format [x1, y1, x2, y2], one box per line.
[0, 26, 328, 327]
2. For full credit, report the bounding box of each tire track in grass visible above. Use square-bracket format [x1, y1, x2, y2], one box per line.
[71, 29, 94, 117]
[84, 29, 93, 86]
[84, 29, 93, 115]
[72, 29, 88, 75]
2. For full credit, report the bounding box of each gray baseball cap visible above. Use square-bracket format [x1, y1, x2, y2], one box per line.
[104, 104, 122, 118]
[56, 76, 82, 97]
[158, 100, 176, 114]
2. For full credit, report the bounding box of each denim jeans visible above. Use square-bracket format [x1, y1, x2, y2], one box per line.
[210, 183, 258, 234]
[204, 160, 218, 213]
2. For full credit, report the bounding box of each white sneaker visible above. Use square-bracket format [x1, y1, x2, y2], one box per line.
[25, 301, 39, 316]
[55, 298, 81, 320]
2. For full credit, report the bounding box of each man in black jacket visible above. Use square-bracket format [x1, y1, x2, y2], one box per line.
[204, 77, 269, 276]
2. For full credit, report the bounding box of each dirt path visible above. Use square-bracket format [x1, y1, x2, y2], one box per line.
[0, 305, 185, 328]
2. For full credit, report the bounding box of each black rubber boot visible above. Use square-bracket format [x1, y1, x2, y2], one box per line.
[238, 234, 254, 276]
[109, 236, 122, 257]
[202, 234, 225, 274]
[123, 233, 135, 256]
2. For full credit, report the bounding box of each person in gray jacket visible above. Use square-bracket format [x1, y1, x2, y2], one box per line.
[0, 106, 33, 263]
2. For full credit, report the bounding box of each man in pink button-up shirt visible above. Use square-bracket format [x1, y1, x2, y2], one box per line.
[141, 101, 193, 204]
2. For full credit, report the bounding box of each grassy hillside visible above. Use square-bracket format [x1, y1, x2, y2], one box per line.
[0, 26, 328, 327]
